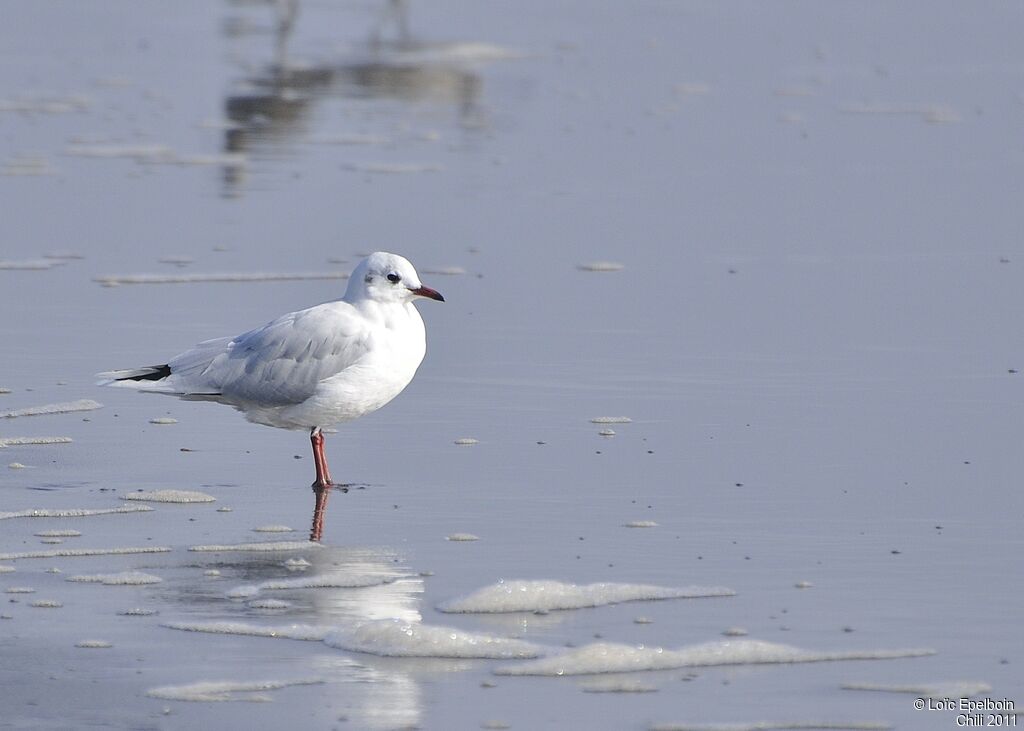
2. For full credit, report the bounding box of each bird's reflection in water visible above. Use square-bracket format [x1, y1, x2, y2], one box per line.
[309, 482, 339, 542]
[311, 653, 425, 730]
[172, 544, 428, 728]
[220, 0, 494, 196]
[304, 547, 423, 624]
[179, 545, 423, 622]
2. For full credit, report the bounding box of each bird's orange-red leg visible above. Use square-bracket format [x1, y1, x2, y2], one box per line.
[310, 428, 332, 542]
[310, 428, 333, 488]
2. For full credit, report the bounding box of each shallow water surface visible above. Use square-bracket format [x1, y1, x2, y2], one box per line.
[1, 2, 1022, 730]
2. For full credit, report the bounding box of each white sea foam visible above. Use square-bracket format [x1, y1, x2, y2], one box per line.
[146, 678, 324, 702]
[651, 723, 892, 731]
[189, 541, 317, 553]
[0, 505, 152, 519]
[306, 133, 390, 146]
[0, 546, 171, 560]
[2, 157, 57, 176]
[119, 607, 158, 616]
[577, 261, 624, 272]
[0, 399, 102, 418]
[75, 640, 113, 648]
[838, 102, 959, 124]
[438, 580, 735, 613]
[247, 599, 291, 610]
[446, 533, 480, 542]
[5, 587, 36, 594]
[421, 266, 467, 276]
[494, 639, 935, 676]
[674, 82, 712, 96]
[396, 41, 524, 63]
[148, 417, 177, 425]
[30, 599, 63, 608]
[34, 530, 82, 538]
[159, 153, 247, 167]
[226, 572, 388, 599]
[342, 162, 442, 175]
[65, 143, 173, 160]
[43, 250, 84, 261]
[67, 571, 163, 585]
[252, 525, 294, 533]
[841, 681, 992, 697]
[163, 621, 327, 642]
[0, 259, 61, 270]
[580, 678, 659, 693]
[453, 438, 479, 446]
[323, 619, 544, 659]
[0, 566, 15, 573]
[121, 489, 215, 503]
[624, 521, 659, 528]
[0, 436, 73, 448]
[0, 95, 91, 114]
[95, 271, 348, 286]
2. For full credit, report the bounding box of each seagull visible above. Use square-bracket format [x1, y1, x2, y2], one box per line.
[98, 252, 444, 540]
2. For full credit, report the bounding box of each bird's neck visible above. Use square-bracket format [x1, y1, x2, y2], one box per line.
[352, 298, 421, 327]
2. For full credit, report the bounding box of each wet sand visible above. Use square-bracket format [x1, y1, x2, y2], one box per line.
[1, 2, 1021, 729]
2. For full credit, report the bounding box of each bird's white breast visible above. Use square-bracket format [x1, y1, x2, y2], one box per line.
[276, 301, 427, 429]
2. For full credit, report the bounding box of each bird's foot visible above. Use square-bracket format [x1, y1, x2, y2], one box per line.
[311, 480, 348, 494]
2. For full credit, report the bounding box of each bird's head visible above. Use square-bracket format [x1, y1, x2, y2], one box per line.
[345, 252, 445, 305]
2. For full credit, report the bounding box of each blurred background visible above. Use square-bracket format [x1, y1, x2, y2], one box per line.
[1, 2, 1022, 729]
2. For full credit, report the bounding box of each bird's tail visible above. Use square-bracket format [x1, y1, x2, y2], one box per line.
[97, 336, 231, 395]
[96, 364, 172, 388]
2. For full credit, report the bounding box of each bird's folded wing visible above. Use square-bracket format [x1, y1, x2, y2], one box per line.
[172, 303, 372, 406]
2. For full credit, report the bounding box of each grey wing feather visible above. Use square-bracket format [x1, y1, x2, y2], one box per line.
[166, 336, 233, 386]
[177, 304, 371, 406]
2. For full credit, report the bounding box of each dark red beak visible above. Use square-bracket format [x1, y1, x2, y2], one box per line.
[410, 285, 444, 302]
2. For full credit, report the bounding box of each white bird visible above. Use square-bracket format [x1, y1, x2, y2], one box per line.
[98, 252, 444, 539]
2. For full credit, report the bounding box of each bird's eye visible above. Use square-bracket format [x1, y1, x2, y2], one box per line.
[386, 272, 401, 283]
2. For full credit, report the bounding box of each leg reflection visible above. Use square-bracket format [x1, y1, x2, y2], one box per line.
[309, 483, 349, 542]
[310, 483, 330, 542]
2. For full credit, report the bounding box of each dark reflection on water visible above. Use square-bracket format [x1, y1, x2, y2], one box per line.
[221, 0, 487, 195]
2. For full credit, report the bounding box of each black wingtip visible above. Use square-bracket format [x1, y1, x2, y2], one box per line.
[117, 364, 171, 382]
